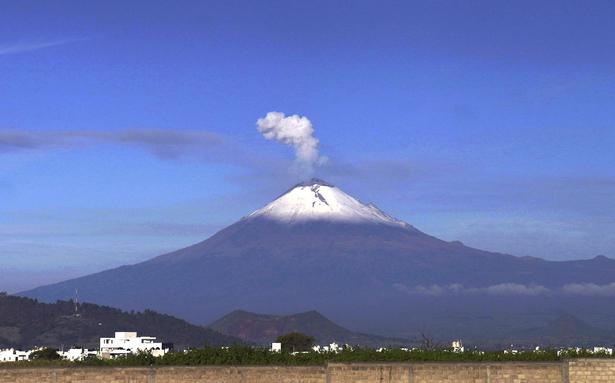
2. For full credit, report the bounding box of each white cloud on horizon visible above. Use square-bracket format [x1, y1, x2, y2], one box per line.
[394, 282, 615, 297]
[561, 282, 615, 297]
[394, 282, 552, 296]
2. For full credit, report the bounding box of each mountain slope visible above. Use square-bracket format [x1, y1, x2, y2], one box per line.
[496, 314, 615, 348]
[209, 310, 410, 347]
[0, 294, 242, 349]
[21, 179, 615, 345]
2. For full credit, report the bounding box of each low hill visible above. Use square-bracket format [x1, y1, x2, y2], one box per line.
[0, 294, 242, 349]
[209, 310, 411, 347]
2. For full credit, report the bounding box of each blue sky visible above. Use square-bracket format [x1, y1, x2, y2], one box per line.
[1, 0, 614, 292]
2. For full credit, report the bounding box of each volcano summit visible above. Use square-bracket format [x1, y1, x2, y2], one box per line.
[22, 179, 615, 346]
[247, 178, 407, 227]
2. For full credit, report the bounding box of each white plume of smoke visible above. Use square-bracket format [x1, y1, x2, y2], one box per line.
[256, 111, 327, 176]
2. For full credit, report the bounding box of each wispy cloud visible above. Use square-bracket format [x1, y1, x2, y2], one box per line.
[395, 282, 615, 297]
[562, 282, 615, 297]
[0, 128, 223, 159]
[0, 39, 84, 56]
[394, 282, 551, 296]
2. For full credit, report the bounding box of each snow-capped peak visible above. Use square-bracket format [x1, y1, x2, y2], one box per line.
[246, 178, 407, 227]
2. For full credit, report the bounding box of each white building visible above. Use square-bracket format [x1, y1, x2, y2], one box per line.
[592, 346, 613, 355]
[0, 348, 30, 362]
[451, 340, 464, 353]
[59, 348, 97, 361]
[99, 332, 170, 359]
[270, 342, 282, 352]
[312, 342, 344, 353]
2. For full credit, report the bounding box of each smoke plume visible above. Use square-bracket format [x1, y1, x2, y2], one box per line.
[256, 111, 326, 175]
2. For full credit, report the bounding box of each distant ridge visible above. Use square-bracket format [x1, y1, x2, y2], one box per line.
[209, 310, 410, 347]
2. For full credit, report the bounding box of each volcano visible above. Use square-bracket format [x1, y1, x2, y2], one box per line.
[21, 179, 615, 346]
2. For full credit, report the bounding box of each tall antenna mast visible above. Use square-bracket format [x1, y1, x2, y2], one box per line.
[74, 288, 81, 317]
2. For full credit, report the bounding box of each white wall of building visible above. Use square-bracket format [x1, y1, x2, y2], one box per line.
[0, 348, 30, 362]
[99, 331, 169, 358]
[59, 348, 97, 361]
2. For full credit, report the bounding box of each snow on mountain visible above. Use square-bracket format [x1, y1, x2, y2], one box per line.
[246, 178, 407, 227]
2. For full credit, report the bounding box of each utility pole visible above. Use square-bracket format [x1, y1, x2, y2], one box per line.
[74, 289, 81, 318]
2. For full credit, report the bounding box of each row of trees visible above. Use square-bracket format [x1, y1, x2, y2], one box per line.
[13, 346, 615, 367]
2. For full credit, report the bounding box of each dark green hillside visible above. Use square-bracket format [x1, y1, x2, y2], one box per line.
[0, 293, 242, 349]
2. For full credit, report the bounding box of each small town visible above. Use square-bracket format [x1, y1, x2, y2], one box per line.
[1, 331, 614, 364]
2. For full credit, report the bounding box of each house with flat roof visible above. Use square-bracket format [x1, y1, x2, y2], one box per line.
[0, 348, 30, 362]
[99, 331, 171, 359]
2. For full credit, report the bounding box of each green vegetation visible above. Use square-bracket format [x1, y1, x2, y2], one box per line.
[29, 348, 60, 360]
[1, 346, 614, 368]
[275, 332, 315, 352]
